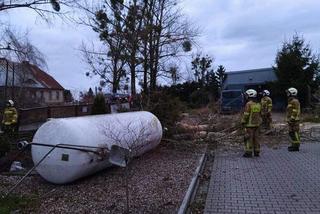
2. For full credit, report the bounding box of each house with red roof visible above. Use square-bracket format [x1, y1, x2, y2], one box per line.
[0, 58, 65, 107]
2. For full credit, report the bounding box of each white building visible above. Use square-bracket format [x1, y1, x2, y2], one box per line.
[0, 58, 65, 107]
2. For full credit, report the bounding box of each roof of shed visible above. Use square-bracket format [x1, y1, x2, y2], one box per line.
[225, 67, 277, 86]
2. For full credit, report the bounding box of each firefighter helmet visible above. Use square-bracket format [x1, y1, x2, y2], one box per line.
[7, 100, 14, 107]
[286, 87, 298, 97]
[262, 90, 270, 96]
[245, 89, 257, 98]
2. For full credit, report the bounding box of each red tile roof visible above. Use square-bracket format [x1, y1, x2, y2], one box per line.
[26, 63, 64, 90]
[1, 58, 64, 90]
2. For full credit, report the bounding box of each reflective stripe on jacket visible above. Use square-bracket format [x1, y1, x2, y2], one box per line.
[2, 107, 18, 125]
[261, 96, 272, 114]
[241, 101, 262, 127]
[286, 97, 300, 122]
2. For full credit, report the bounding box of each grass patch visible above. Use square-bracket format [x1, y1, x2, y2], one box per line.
[0, 195, 38, 214]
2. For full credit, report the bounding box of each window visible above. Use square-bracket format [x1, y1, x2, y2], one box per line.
[49, 91, 52, 100]
[82, 106, 88, 113]
[36, 91, 41, 98]
[56, 91, 60, 100]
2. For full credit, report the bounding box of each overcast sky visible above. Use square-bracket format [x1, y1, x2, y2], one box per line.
[1, 0, 320, 95]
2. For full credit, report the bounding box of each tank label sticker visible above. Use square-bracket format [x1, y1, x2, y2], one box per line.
[61, 154, 69, 161]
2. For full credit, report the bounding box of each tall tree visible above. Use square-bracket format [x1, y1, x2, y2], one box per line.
[79, 0, 197, 95]
[216, 65, 227, 90]
[191, 54, 213, 86]
[81, 1, 127, 94]
[142, 0, 196, 91]
[273, 34, 320, 106]
[123, 0, 146, 95]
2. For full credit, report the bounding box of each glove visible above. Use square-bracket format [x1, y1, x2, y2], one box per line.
[289, 117, 296, 123]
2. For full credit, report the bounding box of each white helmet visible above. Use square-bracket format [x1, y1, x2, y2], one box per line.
[263, 90, 270, 96]
[286, 87, 298, 96]
[245, 89, 257, 98]
[7, 100, 14, 106]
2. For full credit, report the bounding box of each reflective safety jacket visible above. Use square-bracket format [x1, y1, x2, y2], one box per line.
[2, 107, 18, 126]
[241, 100, 262, 128]
[286, 97, 300, 122]
[261, 96, 272, 115]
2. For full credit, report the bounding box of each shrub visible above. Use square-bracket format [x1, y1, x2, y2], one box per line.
[143, 91, 186, 134]
[91, 94, 107, 115]
[190, 89, 210, 108]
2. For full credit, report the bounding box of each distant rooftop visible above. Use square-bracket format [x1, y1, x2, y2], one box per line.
[0, 59, 64, 90]
[227, 67, 274, 75]
[224, 67, 277, 88]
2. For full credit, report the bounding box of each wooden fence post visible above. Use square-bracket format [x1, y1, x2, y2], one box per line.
[47, 106, 51, 119]
[75, 105, 78, 116]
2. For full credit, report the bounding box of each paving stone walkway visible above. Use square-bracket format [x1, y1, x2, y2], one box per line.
[204, 143, 320, 214]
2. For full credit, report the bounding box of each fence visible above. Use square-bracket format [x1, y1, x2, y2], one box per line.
[7, 104, 97, 125]
[0, 101, 135, 126]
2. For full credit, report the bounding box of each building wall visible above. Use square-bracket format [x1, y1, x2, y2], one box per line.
[1, 59, 65, 107]
[0, 87, 65, 108]
[36, 90, 64, 104]
[222, 68, 286, 110]
[224, 68, 277, 88]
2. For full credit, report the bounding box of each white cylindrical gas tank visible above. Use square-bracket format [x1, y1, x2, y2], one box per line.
[31, 111, 162, 184]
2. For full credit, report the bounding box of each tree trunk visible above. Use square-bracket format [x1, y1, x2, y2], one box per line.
[130, 62, 136, 96]
[142, 36, 149, 93]
[112, 58, 118, 94]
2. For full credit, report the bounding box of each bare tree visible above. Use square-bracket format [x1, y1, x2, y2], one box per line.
[0, 0, 67, 16]
[0, 28, 47, 107]
[1, 28, 47, 67]
[101, 118, 158, 213]
[0, 0, 79, 54]
[81, 42, 127, 94]
[122, 0, 146, 96]
[77, 0, 198, 95]
[142, 0, 197, 91]
[102, 119, 155, 158]
[79, 0, 131, 94]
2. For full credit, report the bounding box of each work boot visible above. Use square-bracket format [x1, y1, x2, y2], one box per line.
[254, 152, 260, 157]
[243, 152, 252, 158]
[288, 146, 299, 152]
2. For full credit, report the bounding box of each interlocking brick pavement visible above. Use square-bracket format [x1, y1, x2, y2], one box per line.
[204, 143, 320, 214]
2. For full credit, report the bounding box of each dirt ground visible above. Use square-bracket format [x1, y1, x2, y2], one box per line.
[0, 140, 206, 214]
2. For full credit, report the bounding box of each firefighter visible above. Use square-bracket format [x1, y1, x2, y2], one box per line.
[1, 100, 19, 134]
[286, 87, 300, 152]
[241, 89, 262, 157]
[260, 90, 273, 130]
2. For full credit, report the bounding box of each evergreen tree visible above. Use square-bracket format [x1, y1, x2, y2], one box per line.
[205, 69, 219, 100]
[91, 94, 107, 115]
[273, 34, 320, 106]
[216, 65, 227, 89]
